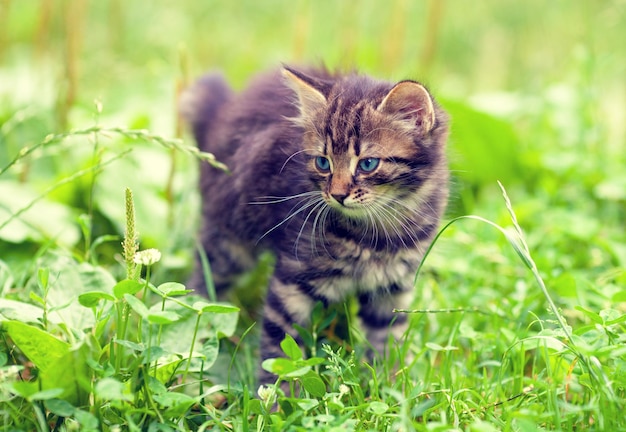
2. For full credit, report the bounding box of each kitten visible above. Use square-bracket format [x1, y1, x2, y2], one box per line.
[182, 66, 449, 383]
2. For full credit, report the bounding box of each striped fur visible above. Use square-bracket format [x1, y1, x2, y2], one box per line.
[183, 66, 449, 383]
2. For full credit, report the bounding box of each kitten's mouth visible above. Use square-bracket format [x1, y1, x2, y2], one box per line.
[326, 197, 367, 218]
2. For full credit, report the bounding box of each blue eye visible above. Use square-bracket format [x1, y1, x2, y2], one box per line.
[358, 157, 380, 172]
[315, 156, 331, 172]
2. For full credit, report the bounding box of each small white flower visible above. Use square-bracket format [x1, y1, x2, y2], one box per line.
[257, 385, 277, 404]
[133, 248, 162, 266]
[339, 384, 350, 396]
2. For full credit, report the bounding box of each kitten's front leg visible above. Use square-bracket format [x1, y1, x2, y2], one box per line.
[258, 275, 317, 384]
[357, 284, 414, 359]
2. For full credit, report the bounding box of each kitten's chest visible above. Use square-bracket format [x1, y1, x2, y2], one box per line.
[284, 239, 420, 303]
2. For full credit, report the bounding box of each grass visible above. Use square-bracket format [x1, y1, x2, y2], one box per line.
[0, 1, 625, 430]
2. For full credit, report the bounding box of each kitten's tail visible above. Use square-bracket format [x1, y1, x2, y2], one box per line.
[180, 73, 233, 151]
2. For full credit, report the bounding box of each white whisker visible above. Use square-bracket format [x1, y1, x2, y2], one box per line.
[279, 149, 311, 173]
[310, 202, 330, 257]
[294, 199, 327, 259]
[256, 194, 323, 244]
[250, 191, 320, 205]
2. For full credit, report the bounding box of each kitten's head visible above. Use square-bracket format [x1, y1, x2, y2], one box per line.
[283, 66, 449, 222]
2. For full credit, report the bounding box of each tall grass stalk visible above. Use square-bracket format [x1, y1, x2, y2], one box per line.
[409, 182, 571, 340]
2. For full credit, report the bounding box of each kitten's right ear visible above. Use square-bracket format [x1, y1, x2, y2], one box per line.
[378, 81, 436, 134]
[282, 67, 328, 117]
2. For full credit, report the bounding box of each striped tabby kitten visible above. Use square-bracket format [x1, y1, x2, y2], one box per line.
[184, 66, 449, 382]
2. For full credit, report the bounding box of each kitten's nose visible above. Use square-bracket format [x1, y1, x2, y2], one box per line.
[331, 193, 349, 204]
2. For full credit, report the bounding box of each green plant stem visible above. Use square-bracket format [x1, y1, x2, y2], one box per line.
[182, 312, 202, 382]
[115, 301, 131, 375]
[137, 268, 152, 341]
[142, 364, 165, 425]
[496, 181, 574, 344]
[393, 307, 509, 320]
[157, 296, 166, 346]
[142, 267, 151, 303]
[114, 302, 123, 374]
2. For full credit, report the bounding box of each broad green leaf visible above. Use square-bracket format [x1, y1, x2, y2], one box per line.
[28, 388, 64, 401]
[285, 365, 312, 378]
[29, 257, 116, 329]
[302, 357, 326, 367]
[201, 334, 220, 369]
[7, 381, 38, 398]
[0, 180, 80, 246]
[262, 358, 295, 375]
[575, 306, 603, 324]
[154, 358, 184, 384]
[522, 335, 567, 351]
[142, 346, 166, 364]
[3, 321, 69, 371]
[605, 314, 626, 325]
[95, 313, 112, 340]
[147, 310, 180, 324]
[73, 409, 100, 431]
[153, 299, 237, 354]
[280, 334, 303, 361]
[599, 309, 624, 324]
[150, 298, 239, 356]
[145, 375, 168, 396]
[155, 391, 196, 407]
[207, 306, 239, 338]
[29, 291, 45, 306]
[247, 398, 263, 415]
[124, 293, 149, 318]
[153, 391, 197, 417]
[192, 301, 240, 314]
[157, 282, 190, 297]
[78, 291, 116, 308]
[113, 279, 143, 299]
[94, 148, 172, 246]
[442, 99, 521, 190]
[41, 340, 93, 405]
[0, 299, 43, 323]
[45, 399, 76, 417]
[115, 339, 145, 351]
[367, 401, 389, 415]
[94, 377, 132, 402]
[296, 398, 320, 411]
[38, 267, 49, 289]
[300, 371, 326, 397]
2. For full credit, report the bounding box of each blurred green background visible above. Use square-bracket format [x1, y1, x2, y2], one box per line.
[0, 1, 624, 288]
[1, 4, 625, 428]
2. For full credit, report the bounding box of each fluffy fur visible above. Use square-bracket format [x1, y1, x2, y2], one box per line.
[183, 66, 449, 383]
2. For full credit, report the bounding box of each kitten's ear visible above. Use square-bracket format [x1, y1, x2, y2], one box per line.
[282, 67, 328, 117]
[378, 81, 436, 134]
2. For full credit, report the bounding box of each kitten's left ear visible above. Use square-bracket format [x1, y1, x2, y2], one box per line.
[282, 67, 328, 117]
[378, 81, 436, 134]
